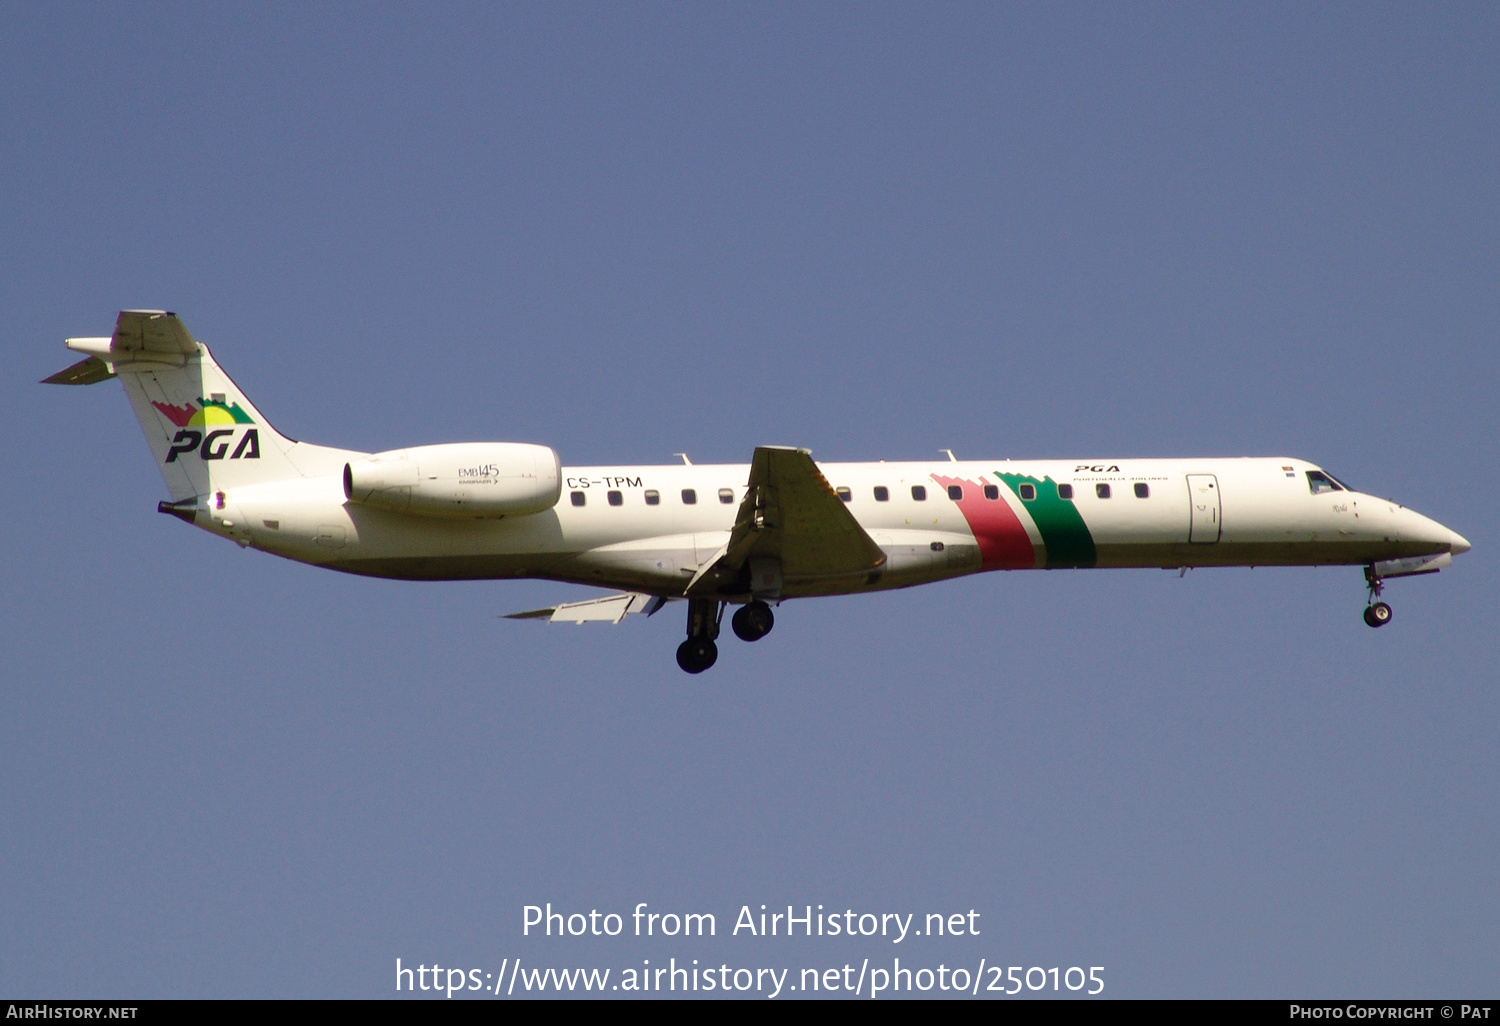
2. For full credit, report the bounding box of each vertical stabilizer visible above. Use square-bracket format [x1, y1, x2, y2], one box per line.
[47, 310, 353, 501]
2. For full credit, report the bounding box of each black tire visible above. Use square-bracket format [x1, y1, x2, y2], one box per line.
[676, 637, 718, 673]
[731, 601, 775, 642]
[1364, 602, 1392, 628]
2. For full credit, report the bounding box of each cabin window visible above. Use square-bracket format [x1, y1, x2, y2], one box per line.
[1134, 483, 1150, 498]
[911, 485, 927, 501]
[681, 488, 697, 505]
[947, 485, 963, 501]
[1096, 483, 1111, 499]
[929, 541, 945, 552]
[1019, 483, 1036, 501]
[1057, 483, 1074, 500]
[570, 491, 586, 507]
[836, 486, 852, 503]
[874, 486, 889, 502]
[1306, 471, 1343, 494]
[607, 490, 623, 506]
[644, 490, 660, 506]
[718, 488, 735, 504]
[983, 484, 999, 500]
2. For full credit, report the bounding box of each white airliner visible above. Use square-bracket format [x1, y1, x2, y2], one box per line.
[47, 311, 1471, 673]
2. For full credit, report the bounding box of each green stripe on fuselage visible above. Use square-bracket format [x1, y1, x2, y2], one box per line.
[995, 473, 1097, 568]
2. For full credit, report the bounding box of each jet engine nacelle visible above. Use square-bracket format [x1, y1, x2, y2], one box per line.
[344, 442, 561, 518]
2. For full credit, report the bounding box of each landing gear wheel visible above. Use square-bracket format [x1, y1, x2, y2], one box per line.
[1362, 565, 1393, 629]
[676, 637, 718, 673]
[731, 601, 775, 642]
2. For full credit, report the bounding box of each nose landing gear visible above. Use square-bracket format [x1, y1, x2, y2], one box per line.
[676, 598, 723, 673]
[1362, 565, 1393, 628]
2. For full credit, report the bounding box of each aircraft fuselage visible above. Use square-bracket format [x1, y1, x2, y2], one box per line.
[210, 456, 1465, 599]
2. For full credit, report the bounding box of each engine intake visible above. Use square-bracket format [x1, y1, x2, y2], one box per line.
[344, 442, 561, 518]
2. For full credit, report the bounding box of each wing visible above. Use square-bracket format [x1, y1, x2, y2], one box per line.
[686, 446, 886, 597]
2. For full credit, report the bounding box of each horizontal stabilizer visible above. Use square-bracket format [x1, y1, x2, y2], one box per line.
[57, 311, 199, 374]
[41, 356, 116, 385]
[504, 592, 668, 624]
[106, 310, 199, 357]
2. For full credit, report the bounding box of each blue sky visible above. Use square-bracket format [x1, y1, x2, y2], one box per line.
[2, 3, 1496, 998]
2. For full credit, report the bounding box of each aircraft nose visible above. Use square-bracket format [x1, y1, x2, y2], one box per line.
[1450, 530, 1471, 556]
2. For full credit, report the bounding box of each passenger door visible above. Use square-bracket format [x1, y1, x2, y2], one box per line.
[1187, 474, 1221, 543]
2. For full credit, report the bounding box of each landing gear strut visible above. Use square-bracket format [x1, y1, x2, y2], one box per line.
[676, 599, 723, 673]
[731, 600, 775, 642]
[1363, 565, 1393, 628]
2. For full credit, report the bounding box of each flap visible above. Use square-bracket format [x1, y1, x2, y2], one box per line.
[504, 592, 665, 624]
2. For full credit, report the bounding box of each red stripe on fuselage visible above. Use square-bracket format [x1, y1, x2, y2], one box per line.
[930, 474, 1036, 570]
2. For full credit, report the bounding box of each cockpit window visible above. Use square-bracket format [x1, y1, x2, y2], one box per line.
[1306, 471, 1343, 494]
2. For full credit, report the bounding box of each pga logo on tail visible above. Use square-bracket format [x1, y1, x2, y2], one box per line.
[152, 398, 261, 463]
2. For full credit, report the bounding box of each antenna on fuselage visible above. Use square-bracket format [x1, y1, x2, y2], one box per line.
[940, 449, 957, 462]
[674, 453, 692, 465]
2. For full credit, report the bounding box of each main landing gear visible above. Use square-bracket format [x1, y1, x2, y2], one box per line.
[731, 600, 775, 642]
[676, 599, 722, 674]
[1362, 565, 1393, 628]
[675, 599, 778, 673]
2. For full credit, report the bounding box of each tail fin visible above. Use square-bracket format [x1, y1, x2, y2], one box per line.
[45, 310, 352, 501]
